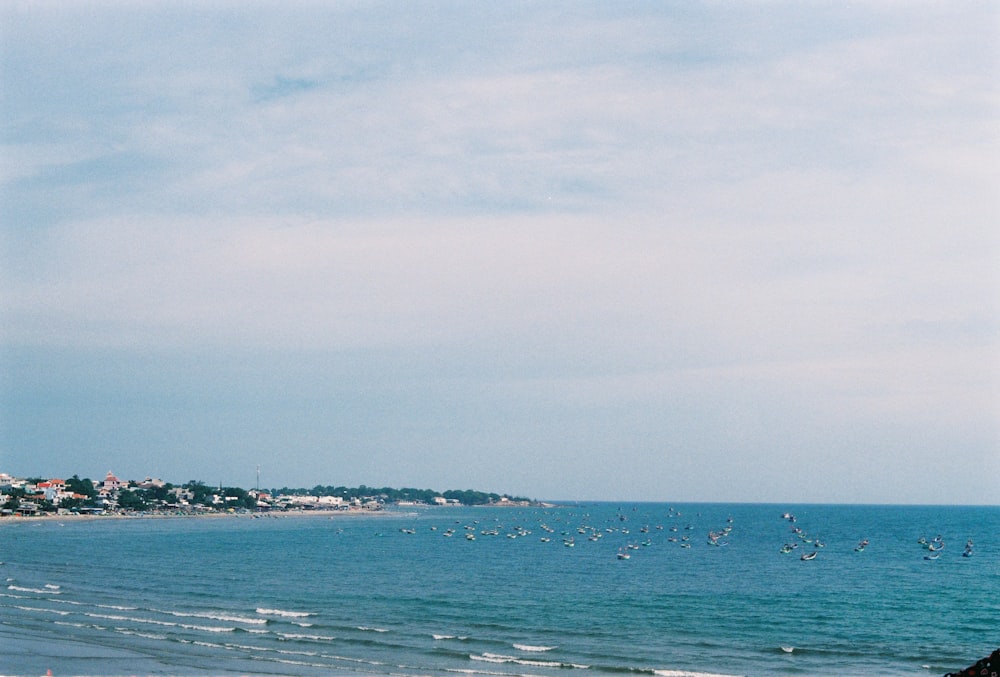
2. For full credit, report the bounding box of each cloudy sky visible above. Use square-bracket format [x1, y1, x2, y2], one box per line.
[2, 2, 997, 503]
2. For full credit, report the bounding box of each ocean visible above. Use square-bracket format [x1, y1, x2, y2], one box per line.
[1, 503, 996, 676]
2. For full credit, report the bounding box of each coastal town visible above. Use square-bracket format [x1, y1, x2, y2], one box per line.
[0, 470, 533, 518]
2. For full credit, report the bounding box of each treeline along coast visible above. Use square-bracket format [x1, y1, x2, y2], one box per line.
[0, 469, 536, 517]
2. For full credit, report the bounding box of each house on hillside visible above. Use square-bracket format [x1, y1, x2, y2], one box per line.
[34, 478, 69, 503]
[101, 471, 124, 495]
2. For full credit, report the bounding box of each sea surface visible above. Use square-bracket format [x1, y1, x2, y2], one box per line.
[0, 503, 996, 676]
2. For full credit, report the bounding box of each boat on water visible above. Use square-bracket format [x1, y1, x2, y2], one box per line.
[800, 551, 817, 561]
[617, 549, 630, 560]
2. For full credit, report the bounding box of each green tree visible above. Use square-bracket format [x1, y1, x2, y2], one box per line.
[184, 481, 216, 506]
[66, 475, 97, 499]
[145, 483, 173, 503]
[59, 496, 96, 511]
[117, 489, 148, 512]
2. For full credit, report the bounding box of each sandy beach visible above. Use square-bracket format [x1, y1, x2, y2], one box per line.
[0, 508, 392, 526]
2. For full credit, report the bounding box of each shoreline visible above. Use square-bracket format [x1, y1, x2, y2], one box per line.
[0, 501, 557, 527]
[0, 508, 394, 525]
[0, 503, 558, 528]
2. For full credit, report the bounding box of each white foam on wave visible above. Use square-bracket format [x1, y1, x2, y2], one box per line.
[44, 584, 61, 590]
[49, 599, 138, 613]
[115, 629, 167, 640]
[513, 643, 556, 652]
[15, 605, 70, 616]
[270, 657, 328, 669]
[83, 611, 235, 633]
[278, 632, 337, 641]
[54, 621, 91, 630]
[256, 607, 314, 618]
[223, 641, 261, 652]
[653, 671, 744, 677]
[275, 647, 319, 657]
[517, 658, 562, 667]
[470, 652, 569, 669]
[226, 641, 331, 663]
[357, 626, 389, 632]
[180, 623, 235, 633]
[85, 612, 176, 626]
[165, 609, 267, 625]
[471, 653, 518, 664]
[8, 584, 59, 594]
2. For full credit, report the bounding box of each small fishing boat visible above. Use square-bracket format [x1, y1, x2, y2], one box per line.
[800, 551, 817, 561]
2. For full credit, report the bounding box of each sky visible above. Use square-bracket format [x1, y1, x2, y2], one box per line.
[1, 2, 998, 504]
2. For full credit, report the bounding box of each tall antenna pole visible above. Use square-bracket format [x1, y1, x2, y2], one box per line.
[256, 464, 260, 493]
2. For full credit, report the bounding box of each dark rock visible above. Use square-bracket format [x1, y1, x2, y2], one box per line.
[945, 649, 1000, 677]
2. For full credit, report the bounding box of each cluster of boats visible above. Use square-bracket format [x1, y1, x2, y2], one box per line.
[706, 518, 734, 547]
[918, 535, 974, 560]
[779, 513, 824, 560]
[392, 510, 981, 564]
[920, 535, 945, 560]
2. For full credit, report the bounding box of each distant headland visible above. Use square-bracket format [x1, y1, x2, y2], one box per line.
[0, 470, 540, 518]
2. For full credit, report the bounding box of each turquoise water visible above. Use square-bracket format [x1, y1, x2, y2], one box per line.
[1, 503, 996, 676]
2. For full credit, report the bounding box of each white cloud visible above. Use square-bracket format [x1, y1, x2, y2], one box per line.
[2, 1, 997, 501]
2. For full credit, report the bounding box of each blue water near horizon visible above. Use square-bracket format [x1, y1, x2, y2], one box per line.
[1, 503, 997, 676]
